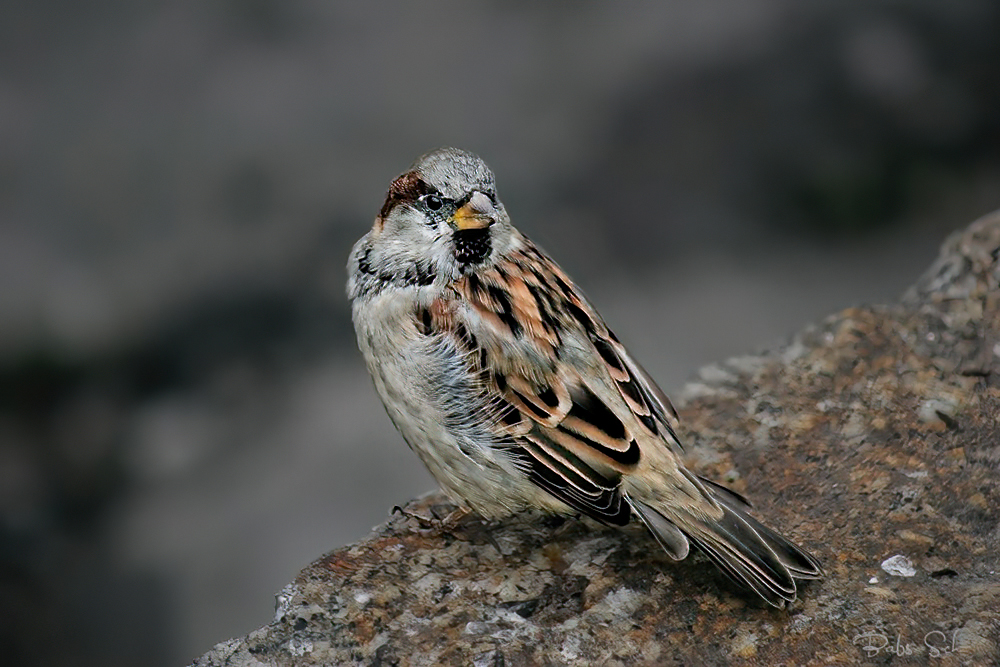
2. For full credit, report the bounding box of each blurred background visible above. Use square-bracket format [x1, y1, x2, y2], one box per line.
[1, 1, 998, 664]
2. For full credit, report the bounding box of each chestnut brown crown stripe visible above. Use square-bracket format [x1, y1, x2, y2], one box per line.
[379, 172, 433, 220]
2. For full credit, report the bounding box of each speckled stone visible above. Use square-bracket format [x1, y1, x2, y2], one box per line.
[193, 212, 1000, 667]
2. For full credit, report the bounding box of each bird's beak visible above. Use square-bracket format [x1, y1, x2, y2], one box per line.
[450, 191, 497, 231]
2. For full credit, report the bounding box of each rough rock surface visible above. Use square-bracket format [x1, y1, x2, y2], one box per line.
[194, 213, 1000, 667]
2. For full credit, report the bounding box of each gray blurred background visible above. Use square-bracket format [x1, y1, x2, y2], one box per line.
[2, 1, 998, 665]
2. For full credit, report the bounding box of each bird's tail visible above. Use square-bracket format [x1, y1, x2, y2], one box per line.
[627, 477, 822, 607]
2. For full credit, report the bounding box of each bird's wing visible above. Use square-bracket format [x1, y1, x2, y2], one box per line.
[438, 239, 688, 524]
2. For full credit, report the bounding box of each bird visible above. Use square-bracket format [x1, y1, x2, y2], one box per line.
[347, 147, 821, 607]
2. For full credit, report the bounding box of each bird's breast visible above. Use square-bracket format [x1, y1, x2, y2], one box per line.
[352, 287, 540, 515]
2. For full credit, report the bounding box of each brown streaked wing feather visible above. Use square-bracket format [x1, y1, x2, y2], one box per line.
[612, 342, 685, 450]
[519, 243, 685, 452]
[491, 364, 638, 525]
[456, 260, 645, 469]
[499, 435, 631, 526]
[448, 243, 682, 526]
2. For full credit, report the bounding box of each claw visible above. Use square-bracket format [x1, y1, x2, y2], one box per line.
[392, 504, 504, 555]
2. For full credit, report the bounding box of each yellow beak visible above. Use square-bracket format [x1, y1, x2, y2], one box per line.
[450, 191, 497, 230]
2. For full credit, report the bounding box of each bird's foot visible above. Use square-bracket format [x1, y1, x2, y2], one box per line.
[392, 504, 503, 554]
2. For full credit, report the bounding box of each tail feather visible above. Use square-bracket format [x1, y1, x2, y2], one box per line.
[629, 497, 689, 560]
[628, 482, 822, 608]
[696, 475, 753, 508]
[732, 502, 823, 580]
[686, 504, 799, 606]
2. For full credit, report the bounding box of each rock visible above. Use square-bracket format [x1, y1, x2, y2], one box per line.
[192, 212, 1000, 666]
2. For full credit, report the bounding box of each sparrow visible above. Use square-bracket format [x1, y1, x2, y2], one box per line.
[347, 148, 821, 607]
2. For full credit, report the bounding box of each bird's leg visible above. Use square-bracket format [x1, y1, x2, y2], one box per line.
[392, 504, 503, 554]
[391, 502, 474, 530]
[391, 504, 440, 528]
[441, 508, 504, 555]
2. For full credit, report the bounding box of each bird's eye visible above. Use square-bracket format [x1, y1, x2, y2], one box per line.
[420, 193, 445, 211]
